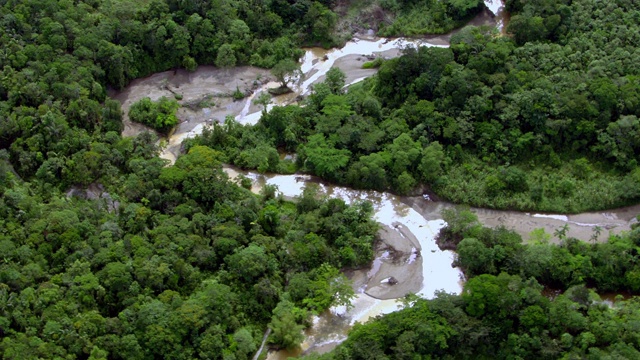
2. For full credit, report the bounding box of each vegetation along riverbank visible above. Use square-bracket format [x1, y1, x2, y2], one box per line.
[192, 0, 640, 213]
[304, 205, 640, 359]
[0, 0, 467, 357]
[1, 0, 640, 358]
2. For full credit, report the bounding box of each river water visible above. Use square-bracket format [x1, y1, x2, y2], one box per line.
[115, 9, 496, 163]
[113, 4, 500, 165]
[484, 0, 509, 31]
[151, 36, 451, 163]
[224, 167, 639, 358]
[111, 2, 634, 357]
[225, 167, 465, 356]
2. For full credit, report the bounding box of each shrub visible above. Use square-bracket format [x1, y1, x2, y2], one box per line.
[128, 97, 180, 134]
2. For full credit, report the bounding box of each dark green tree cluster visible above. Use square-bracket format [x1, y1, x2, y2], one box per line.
[206, 0, 640, 212]
[0, 0, 308, 89]
[378, 0, 484, 36]
[190, 116, 289, 174]
[307, 274, 640, 359]
[0, 141, 379, 358]
[307, 208, 640, 359]
[192, 67, 445, 195]
[128, 97, 180, 135]
[439, 208, 640, 294]
[0, 0, 313, 194]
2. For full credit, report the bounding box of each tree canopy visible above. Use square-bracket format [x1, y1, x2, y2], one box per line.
[0, 142, 379, 357]
[195, 0, 640, 213]
[3, 0, 640, 358]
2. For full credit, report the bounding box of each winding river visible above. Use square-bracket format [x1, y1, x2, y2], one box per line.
[225, 168, 639, 358]
[112, 3, 638, 358]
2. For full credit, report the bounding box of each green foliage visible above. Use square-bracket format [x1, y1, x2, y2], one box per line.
[324, 67, 346, 95]
[253, 92, 273, 114]
[456, 238, 496, 275]
[314, 274, 640, 360]
[227, 244, 277, 282]
[301, 2, 338, 47]
[128, 97, 180, 134]
[208, 0, 640, 212]
[440, 207, 640, 293]
[303, 264, 355, 313]
[0, 0, 495, 357]
[271, 59, 302, 89]
[378, 0, 483, 37]
[233, 86, 246, 100]
[435, 157, 636, 212]
[216, 44, 237, 68]
[0, 130, 378, 357]
[269, 300, 305, 349]
[361, 58, 384, 69]
[251, 37, 305, 68]
[6, 1, 640, 356]
[439, 207, 480, 241]
[300, 134, 351, 181]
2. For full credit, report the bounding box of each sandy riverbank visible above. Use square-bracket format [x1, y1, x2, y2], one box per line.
[403, 196, 639, 244]
[111, 66, 271, 138]
[363, 224, 424, 299]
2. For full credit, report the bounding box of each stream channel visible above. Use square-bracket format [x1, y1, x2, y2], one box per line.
[112, 2, 638, 358]
[223, 169, 640, 359]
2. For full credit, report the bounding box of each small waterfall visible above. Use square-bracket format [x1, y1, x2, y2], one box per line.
[235, 89, 260, 122]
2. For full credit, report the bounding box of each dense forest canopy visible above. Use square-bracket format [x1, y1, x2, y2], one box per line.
[308, 208, 640, 359]
[0, 0, 482, 188]
[438, 207, 640, 294]
[2, 0, 640, 358]
[195, 0, 640, 213]
[306, 274, 640, 359]
[0, 0, 393, 357]
[1, 142, 380, 358]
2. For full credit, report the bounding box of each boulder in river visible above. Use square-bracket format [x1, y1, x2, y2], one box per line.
[268, 86, 292, 95]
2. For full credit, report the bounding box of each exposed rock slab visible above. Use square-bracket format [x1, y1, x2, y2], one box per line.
[365, 225, 423, 299]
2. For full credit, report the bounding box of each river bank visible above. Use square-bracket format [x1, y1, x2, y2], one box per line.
[114, 7, 499, 165]
[223, 166, 461, 357]
[106, 2, 640, 357]
[222, 165, 638, 358]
